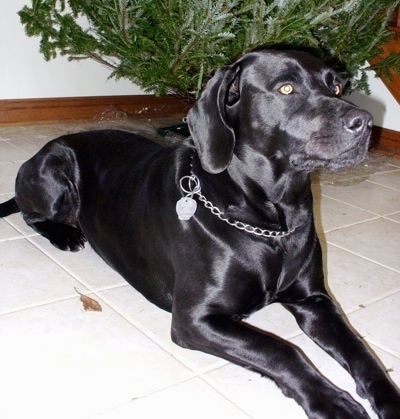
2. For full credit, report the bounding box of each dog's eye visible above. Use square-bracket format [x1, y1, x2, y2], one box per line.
[334, 84, 341, 96]
[278, 84, 294, 95]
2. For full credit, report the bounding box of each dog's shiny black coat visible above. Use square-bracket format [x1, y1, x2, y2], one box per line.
[1, 50, 399, 418]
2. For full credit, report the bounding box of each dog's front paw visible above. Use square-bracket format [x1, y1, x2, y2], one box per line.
[307, 390, 368, 419]
[372, 384, 400, 419]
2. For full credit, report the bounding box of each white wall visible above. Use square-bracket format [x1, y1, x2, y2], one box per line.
[349, 72, 400, 132]
[1, 2, 399, 131]
[0, 1, 144, 99]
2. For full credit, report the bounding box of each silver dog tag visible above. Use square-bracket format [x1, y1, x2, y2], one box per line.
[176, 197, 197, 220]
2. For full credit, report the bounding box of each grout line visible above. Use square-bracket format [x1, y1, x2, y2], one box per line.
[0, 293, 83, 318]
[380, 166, 400, 172]
[3, 220, 40, 238]
[95, 288, 238, 383]
[0, 159, 27, 165]
[383, 213, 400, 224]
[197, 372, 253, 418]
[326, 241, 400, 275]
[366, 179, 400, 193]
[96, 290, 204, 368]
[0, 235, 26, 243]
[362, 337, 400, 361]
[1, 140, 32, 157]
[321, 213, 400, 235]
[319, 193, 385, 217]
[341, 288, 400, 316]
[23, 235, 104, 290]
[321, 215, 381, 234]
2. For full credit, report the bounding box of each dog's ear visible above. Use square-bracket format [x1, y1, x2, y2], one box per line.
[187, 64, 241, 174]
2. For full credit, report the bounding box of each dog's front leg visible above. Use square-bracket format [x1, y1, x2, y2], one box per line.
[171, 310, 368, 418]
[284, 294, 400, 418]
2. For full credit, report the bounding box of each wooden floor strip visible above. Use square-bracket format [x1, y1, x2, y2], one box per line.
[0, 95, 399, 157]
[371, 126, 400, 158]
[0, 95, 192, 126]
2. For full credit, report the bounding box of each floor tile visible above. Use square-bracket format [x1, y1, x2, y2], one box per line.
[368, 169, 400, 191]
[0, 299, 192, 419]
[0, 141, 30, 162]
[29, 235, 127, 289]
[323, 244, 400, 312]
[288, 334, 378, 418]
[326, 218, 400, 272]
[0, 238, 89, 314]
[0, 161, 22, 194]
[370, 344, 400, 386]
[9, 136, 52, 156]
[245, 302, 302, 339]
[100, 285, 226, 373]
[348, 292, 400, 357]
[3, 211, 39, 236]
[205, 363, 305, 418]
[313, 151, 398, 187]
[387, 211, 400, 223]
[313, 194, 377, 233]
[0, 123, 399, 419]
[94, 377, 249, 419]
[0, 125, 30, 141]
[320, 181, 400, 215]
[0, 217, 21, 240]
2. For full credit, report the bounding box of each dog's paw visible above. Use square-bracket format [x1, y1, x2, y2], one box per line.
[48, 225, 87, 252]
[371, 384, 400, 419]
[331, 397, 368, 419]
[308, 391, 368, 419]
[30, 220, 86, 252]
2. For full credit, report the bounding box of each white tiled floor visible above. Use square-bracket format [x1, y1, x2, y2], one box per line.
[0, 121, 399, 418]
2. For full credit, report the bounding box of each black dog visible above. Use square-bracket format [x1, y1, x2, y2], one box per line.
[1, 50, 399, 418]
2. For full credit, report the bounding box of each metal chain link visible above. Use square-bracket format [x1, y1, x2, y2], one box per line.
[180, 174, 294, 239]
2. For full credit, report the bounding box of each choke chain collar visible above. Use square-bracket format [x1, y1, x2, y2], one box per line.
[176, 172, 294, 239]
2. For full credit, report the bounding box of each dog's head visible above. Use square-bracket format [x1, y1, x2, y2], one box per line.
[187, 49, 373, 174]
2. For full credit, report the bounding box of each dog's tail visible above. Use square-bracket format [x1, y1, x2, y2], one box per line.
[0, 197, 20, 218]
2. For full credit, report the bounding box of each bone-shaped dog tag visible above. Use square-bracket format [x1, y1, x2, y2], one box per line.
[176, 197, 197, 220]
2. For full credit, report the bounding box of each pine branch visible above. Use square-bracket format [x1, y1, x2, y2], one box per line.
[368, 52, 400, 80]
[18, 0, 400, 99]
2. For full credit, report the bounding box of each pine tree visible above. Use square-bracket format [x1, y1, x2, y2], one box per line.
[18, 0, 400, 100]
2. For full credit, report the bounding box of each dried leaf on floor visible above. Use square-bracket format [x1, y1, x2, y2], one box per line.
[74, 287, 102, 312]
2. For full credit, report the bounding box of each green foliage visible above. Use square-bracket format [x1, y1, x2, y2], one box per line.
[18, 0, 400, 99]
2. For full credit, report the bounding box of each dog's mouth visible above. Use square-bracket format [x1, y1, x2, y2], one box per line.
[327, 141, 370, 170]
[290, 131, 371, 172]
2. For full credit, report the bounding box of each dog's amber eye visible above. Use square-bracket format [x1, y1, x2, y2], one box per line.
[334, 84, 341, 95]
[278, 84, 294, 95]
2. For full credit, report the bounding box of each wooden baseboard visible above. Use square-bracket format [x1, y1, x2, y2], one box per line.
[0, 95, 192, 126]
[371, 126, 400, 158]
[0, 96, 399, 158]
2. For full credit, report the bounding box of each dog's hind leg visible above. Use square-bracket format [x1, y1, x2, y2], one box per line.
[15, 141, 86, 252]
[19, 187, 87, 252]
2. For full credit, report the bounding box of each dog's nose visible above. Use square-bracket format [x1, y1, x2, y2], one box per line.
[343, 109, 373, 134]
